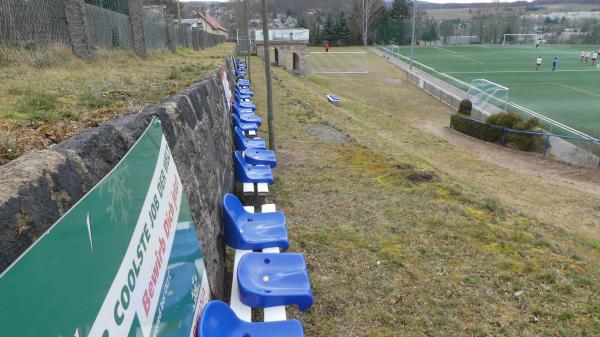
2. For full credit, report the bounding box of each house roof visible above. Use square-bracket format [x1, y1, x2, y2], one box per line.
[197, 12, 227, 32]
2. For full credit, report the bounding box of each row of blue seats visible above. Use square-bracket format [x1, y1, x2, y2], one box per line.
[197, 59, 314, 337]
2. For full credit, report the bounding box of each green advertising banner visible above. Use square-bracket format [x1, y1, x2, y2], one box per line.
[0, 118, 210, 337]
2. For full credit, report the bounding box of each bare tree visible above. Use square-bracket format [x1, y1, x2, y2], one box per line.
[353, 0, 384, 46]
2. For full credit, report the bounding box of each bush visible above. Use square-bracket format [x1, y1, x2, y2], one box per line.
[450, 113, 503, 142]
[451, 112, 546, 153]
[458, 99, 472, 116]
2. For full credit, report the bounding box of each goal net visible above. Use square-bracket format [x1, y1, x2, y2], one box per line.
[308, 52, 368, 74]
[467, 79, 509, 112]
[503, 34, 541, 45]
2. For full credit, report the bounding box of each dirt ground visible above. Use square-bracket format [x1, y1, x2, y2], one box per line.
[245, 48, 600, 336]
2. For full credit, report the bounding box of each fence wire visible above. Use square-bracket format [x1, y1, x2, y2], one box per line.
[0, 0, 69, 47]
[85, 4, 133, 49]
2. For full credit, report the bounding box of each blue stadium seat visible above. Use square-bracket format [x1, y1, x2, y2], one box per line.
[197, 300, 304, 337]
[244, 148, 277, 168]
[234, 127, 267, 151]
[232, 114, 258, 133]
[237, 253, 314, 311]
[235, 86, 253, 96]
[236, 71, 247, 77]
[222, 193, 288, 251]
[234, 151, 273, 184]
[236, 92, 253, 100]
[237, 79, 250, 86]
[236, 99, 256, 111]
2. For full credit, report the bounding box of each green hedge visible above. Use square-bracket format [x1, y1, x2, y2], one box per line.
[450, 113, 503, 142]
[450, 113, 546, 153]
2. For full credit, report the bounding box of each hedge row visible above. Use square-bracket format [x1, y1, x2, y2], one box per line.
[450, 113, 546, 153]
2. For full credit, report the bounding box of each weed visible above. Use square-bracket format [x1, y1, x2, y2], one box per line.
[79, 89, 114, 109]
[16, 91, 60, 122]
[167, 67, 182, 80]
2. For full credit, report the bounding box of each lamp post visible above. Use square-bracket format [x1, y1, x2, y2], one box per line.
[260, 0, 275, 153]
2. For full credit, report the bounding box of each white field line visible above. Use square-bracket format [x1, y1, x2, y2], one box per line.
[434, 46, 457, 54]
[447, 69, 600, 74]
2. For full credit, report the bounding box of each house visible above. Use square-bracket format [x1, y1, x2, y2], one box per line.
[197, 11, 228, 36]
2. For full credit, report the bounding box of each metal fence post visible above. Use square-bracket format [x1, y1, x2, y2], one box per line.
[502, 128, 508, 146]
[543, 135, 550, 156]
[166, 15, 177, 53]
[64, 0, 94, 59]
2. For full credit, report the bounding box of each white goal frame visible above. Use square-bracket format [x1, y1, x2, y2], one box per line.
[468, 78, 510, 112]
[502, 34, 540, 45]
[308, 52, 368, 74]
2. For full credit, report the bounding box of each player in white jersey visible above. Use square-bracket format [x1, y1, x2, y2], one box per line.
[581, 50, 586, 62]
[536, 56, 542, 71]
[593, 52, 598, 65]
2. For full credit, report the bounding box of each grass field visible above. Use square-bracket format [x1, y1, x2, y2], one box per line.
[246, 48, 600, 336]
[0, 43, 232, 164]
[389, 44, 600, 138]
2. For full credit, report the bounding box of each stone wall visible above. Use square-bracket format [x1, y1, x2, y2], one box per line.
[0, 63, 235, 298]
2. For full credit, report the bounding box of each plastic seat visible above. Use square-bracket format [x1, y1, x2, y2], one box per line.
[197, 300, 304, 337]
[237, 79, 250, 86]
[236, 87, 253, 96]
[236, 92, 253, 100]
[233, 101, 256, 114]
[237, 253, 314, 311]
[233, 106, 262, 126]
[234, 127, 267, 151]
[232, 114, 258, 133]
[236, 71, 247, 77]
[222, 193, 288, 251]
[244, 148, 277, 168]
[234, 151, 273, 184]
[236, 100, 256, 111]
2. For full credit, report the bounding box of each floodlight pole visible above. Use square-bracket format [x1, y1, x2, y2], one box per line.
[410, 0, 416, 72]
[260, 0, 275, 153]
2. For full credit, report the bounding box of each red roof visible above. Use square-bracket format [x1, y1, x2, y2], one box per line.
[197, 12, 227, 32]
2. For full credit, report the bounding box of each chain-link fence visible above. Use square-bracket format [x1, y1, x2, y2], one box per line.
[0, 0, 70, 47]
[1, 0, 225, 55]
[86, 4, 133, 49]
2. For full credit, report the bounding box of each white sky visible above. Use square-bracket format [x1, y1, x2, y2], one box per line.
[179, 0, 533, 2]
[424, 0, 533, 3]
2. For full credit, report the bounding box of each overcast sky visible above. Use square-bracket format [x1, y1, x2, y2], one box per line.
[179, 0, 533, 2]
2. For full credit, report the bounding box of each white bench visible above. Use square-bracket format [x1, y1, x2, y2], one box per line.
[229, 203, 286, 322]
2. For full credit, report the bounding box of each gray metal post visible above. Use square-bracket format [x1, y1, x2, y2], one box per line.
[128, 0, 148, 58]
[410, 0, 416, 71]
[260, 0, 275, 153]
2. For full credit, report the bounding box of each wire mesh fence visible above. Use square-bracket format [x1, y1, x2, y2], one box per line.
[85, 4, 133, 49]
[1, 0, 224, 54]
[143, 7, 169, 49]
[0, 0, 70, 47]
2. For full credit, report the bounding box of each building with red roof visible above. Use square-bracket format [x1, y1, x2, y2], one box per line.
[197, 11, 228, 37]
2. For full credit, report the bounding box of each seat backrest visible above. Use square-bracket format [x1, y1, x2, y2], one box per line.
[223, 193, 246, 226]
[197, 300, 240, 337]
[234, 126, 246, 142]
[234, 151, 248, 182]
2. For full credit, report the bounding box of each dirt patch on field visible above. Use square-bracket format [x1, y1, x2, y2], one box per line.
[416, 121, 600, 198]
[303, 123, 349, 144]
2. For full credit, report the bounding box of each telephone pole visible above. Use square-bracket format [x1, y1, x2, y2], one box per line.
[260, 0, 275, 153]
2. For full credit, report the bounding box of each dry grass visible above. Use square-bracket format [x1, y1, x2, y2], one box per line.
[0, 43, 233, 164]
[246, 48, 600, 336]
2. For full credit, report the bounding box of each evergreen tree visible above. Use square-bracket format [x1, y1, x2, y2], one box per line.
[335, 11, 351, 44]
[297, 16, 308, 29]
[322, 13, 336, 43]
[390, 0, 409, 20]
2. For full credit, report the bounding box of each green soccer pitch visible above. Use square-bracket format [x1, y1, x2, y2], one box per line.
[387, 44, 600, 138]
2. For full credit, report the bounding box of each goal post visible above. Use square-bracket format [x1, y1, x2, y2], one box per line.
[308, 52, 368, 74]
[467, 79, 509, 112]
[503, 34, 541, 46]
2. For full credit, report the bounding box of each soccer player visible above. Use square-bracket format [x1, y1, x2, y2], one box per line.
[536, 56, 542, 71]
[581, 50, 586, 62]
[552, 57, 558, 71]
[593, 52, 598, 65]
[585, 51, 589, 63]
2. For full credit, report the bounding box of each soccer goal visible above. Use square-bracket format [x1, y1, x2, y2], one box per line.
[502, 34, 541, 46]
[467, 79, 509, 112]
[308, 52, 368, 74]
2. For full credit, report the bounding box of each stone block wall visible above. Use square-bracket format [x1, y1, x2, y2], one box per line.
[0, 65, 234, 298]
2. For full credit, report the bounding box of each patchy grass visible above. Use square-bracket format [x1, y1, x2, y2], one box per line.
[0, 43, 232, 164]
[246, 49, 600, 336]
